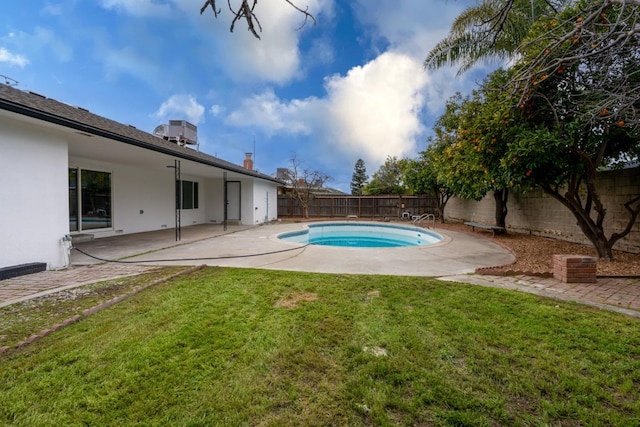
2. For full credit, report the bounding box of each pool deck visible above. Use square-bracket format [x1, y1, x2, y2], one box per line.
[69, 222, 515, 276]
[1, 222, 639, 317]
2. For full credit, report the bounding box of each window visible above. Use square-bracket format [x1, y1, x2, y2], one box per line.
[69, 168, 112, 231]
[69, 169, 78, 232]
[181, 180, 199, 209]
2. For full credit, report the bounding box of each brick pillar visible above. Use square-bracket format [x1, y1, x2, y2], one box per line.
[553, 255, 597, 283]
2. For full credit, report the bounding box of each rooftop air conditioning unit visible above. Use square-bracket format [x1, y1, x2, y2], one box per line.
[153, 124, 168, 139]
[153, 120, 197, 146]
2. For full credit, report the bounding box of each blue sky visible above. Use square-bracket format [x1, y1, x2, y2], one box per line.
[1, 0, 492, 192]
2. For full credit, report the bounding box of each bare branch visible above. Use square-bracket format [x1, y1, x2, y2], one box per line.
[511, 1, 640, 127]
[200, 0, 220, 17]
[284, 153, 331, 218]
[610, 194, 640, 245]
[228, 0, 262, 39]
[480, 0, 516, 48]
[285, 0, 317, 29]
[200, 0, 316, 39]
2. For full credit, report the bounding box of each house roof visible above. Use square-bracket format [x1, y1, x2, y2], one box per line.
[0, 84, 282, 184]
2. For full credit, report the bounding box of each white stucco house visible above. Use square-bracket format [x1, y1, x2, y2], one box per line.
[0, 84, 281, 272]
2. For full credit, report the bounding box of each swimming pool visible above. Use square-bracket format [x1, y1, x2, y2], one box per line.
[278, 222, 442, 248]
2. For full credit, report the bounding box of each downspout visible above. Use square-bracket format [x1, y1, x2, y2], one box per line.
[265, 191, 269, 224]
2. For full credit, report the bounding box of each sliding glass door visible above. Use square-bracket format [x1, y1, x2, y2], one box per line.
[69, 168, 112, 232]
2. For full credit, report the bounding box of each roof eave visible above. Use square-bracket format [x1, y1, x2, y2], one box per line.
[0, 97, 283, 185]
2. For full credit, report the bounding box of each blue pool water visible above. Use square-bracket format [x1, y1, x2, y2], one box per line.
[278, 222, 441, 248]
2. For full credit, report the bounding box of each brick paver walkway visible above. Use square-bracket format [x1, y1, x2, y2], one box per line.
[440, 274, 640, 317]
[0, 264, 156, 308]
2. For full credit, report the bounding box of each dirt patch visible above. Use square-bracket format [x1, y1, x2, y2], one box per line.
[363, 290, 380, 302]
[274, 292, 319, 309]
[363, 346, 388, 357]
[437, 222, 640, 276]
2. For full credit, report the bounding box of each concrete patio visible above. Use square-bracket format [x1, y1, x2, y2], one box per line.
[69, 222, 515, 276]
[1, 222, 638, 317]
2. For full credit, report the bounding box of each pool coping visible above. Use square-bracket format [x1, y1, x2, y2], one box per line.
[272, 220, 449, 248]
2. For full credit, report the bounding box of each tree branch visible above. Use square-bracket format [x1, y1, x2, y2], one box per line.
[285, 0, 317, 29]
[200, 0, 220, 16]
[201, 0, 316, 39]
[609, 194, 640, 246]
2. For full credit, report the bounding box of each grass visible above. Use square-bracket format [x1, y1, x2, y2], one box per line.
[1, 267, 639, 426]
[0, 267, 189, 349]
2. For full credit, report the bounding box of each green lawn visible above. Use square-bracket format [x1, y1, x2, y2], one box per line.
[1, 267, 639, 426]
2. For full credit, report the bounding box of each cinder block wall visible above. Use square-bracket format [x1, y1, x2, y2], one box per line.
[445, 167, 640, 254]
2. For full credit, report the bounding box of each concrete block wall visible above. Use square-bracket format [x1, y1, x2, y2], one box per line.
[445, 167, 640, 254]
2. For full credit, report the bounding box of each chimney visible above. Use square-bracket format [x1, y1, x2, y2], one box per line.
[243, 153, 254, 170]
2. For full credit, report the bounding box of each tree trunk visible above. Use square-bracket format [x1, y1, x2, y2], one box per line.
[437, 204, 445, 223]
[563, 202, 613, 260]
[542, 185, 616, 260]
[591, 237, 613, 261]
[493, 189, 508, 232]
[436, 187, 450, 223]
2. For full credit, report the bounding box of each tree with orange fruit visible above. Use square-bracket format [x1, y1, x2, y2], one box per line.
[429, 70, 518, 230]
[426, 0, 639, 85]
[503, 2, 640, 260]
[404, 140, 453, 223]
[427, 0, 639, 260]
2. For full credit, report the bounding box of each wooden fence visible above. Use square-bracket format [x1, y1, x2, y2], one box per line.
[277, 195, 438, 219]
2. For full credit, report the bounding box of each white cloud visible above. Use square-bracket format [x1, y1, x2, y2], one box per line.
[344, 1, 500, 122]
[1, 28, 72, 63]
[100, 0, 172, 17]
[323, 51, 428, 165]
[209, 104, 222, 116]
[0, 48, 29, 67]
[305, 37, 335, 68]
[226, 88, 318, 135]
[352, 0, 466, 56]
[226, 51, 428, 171]
[191, 0, 333, 84]
[153, 94, 205, 124]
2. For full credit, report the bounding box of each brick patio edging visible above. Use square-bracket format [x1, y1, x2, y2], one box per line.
[0, 265, 207, 356]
